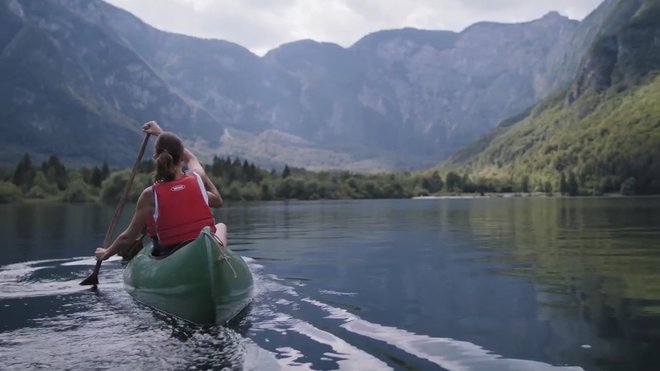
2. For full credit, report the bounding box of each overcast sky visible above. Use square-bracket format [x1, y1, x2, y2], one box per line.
[104, 0, 604, 56]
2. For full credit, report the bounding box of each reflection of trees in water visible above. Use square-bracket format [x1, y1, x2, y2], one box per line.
[3, 204, 114, 261]
[572, 279, 660, 369]
[465, 197, 660, 369]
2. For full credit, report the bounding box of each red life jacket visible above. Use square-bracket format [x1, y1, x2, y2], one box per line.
[146, 174, 216, 246]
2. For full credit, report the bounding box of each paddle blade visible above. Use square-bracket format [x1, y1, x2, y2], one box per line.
[80, 260, 102, 286]
[79, 274, 98, 286]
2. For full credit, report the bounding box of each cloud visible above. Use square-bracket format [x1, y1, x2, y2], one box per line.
[103, 0, 604, 55]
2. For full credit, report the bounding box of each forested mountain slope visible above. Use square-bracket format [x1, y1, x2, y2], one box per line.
[445, 0, 660, 194]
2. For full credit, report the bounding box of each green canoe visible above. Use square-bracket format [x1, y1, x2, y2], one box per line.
[123, 227, 254, 324]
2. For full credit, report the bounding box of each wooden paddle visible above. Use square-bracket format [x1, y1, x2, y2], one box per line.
[80, 133, 151, 286]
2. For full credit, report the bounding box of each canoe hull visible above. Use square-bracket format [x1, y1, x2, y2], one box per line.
[123, 228, 253, 324]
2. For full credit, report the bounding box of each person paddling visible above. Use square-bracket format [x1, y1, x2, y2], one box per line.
[94, 121, 227, 260]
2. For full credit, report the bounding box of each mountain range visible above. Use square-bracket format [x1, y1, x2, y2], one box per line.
[1, 0, 657, 180]
[0, 0, 593, 170]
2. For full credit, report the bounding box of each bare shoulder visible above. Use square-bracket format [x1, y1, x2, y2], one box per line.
[140, 186, 153, 197]
[137, 186, 154, 206]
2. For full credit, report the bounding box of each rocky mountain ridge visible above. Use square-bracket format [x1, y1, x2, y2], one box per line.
[1, 0, 595, 170]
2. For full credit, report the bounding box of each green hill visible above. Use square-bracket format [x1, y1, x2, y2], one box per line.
[444, 0, 660, 195]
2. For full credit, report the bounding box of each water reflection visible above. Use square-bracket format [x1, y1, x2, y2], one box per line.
[459, 197, 660, 369]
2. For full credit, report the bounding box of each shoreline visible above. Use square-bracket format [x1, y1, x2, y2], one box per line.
[2, 192, 657, 205]
[411, 192, 647, 200]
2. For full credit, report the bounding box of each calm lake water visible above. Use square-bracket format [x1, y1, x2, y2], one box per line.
[1, 198, 659, 370]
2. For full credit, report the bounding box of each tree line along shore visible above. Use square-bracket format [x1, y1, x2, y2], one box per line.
[0, 153, 647, 204]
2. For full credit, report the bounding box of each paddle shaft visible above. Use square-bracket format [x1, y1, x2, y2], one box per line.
[82, 133, 151, 285]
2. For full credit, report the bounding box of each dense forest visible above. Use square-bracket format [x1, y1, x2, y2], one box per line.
[444, 72, 660, 197]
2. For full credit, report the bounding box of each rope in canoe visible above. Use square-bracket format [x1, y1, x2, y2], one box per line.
[211, 233, 238, 279]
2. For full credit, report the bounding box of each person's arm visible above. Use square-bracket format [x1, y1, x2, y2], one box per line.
[183, 148, 223, 207]
[95, 188, 151, 261]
